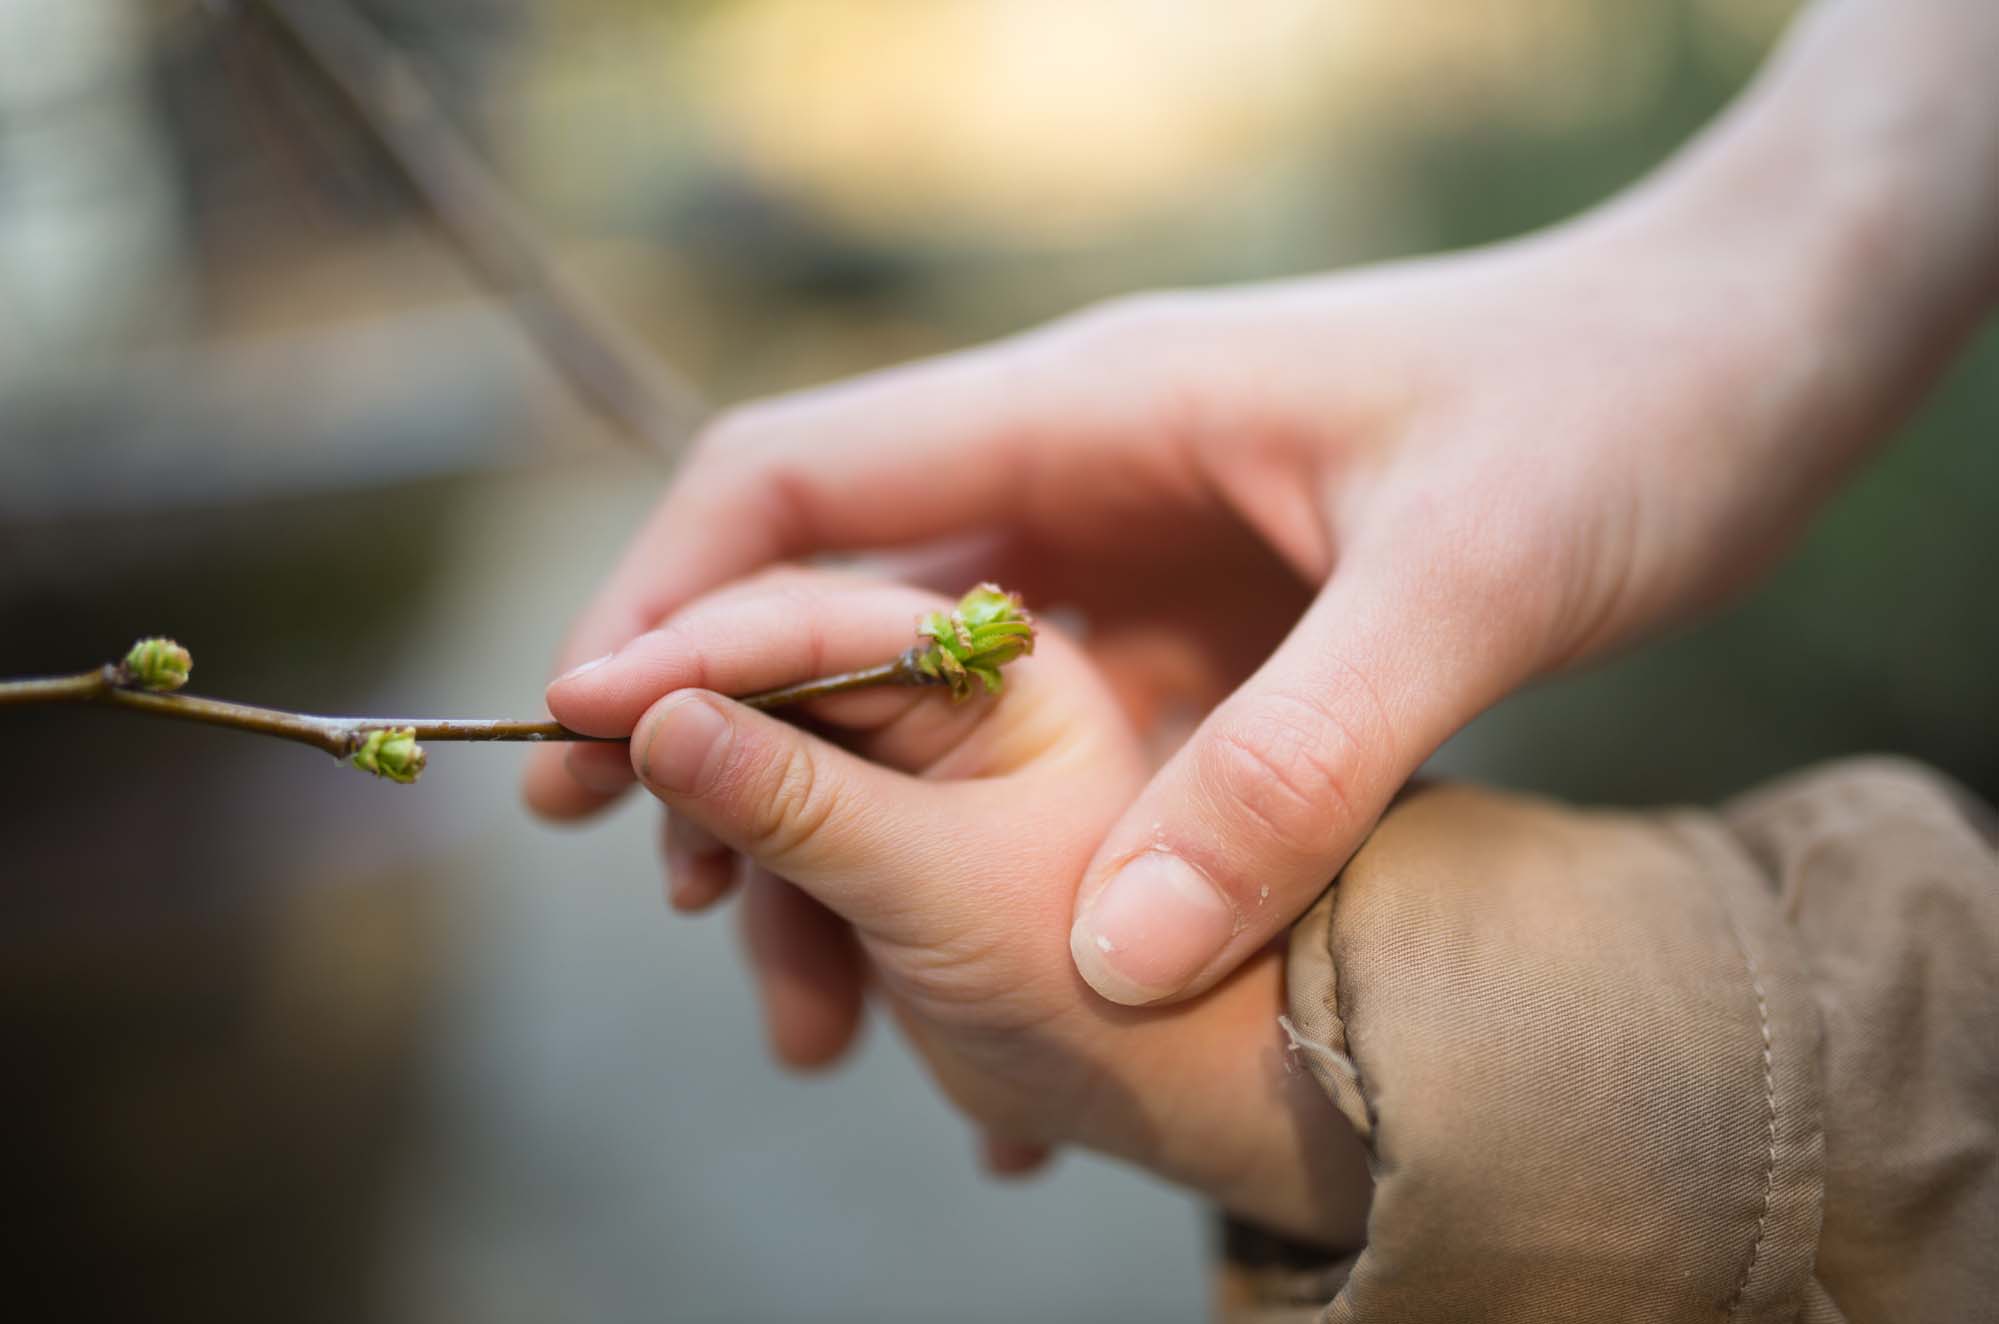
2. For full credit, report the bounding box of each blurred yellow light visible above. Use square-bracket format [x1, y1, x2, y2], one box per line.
[680, 0, 1693, 244]
[685, 0, 1346, 242]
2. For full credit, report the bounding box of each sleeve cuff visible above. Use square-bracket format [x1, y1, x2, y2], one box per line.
[1277, 782, 1829, 1322]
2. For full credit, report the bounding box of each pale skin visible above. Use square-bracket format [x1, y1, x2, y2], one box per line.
[549, 569, 1372, 1244]
[529, 0, 1999, 1211]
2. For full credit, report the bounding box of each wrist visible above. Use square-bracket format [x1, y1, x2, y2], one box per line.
[1595, 0, 1999, 473]
[1073, 952, 1371, 1249]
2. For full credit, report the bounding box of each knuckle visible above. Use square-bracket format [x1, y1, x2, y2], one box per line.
[677, 409, 819, 559]
[681, 406, 796, 501]
[669, 419, 761, 512]
[735, 740, 841, 864]
[1198, 690, 1370, 860]
[1048, 289, 1203, 359]
[634, 619, 715, 691]
[1032, 291, 1224, 461]
[714, 565, 834, 608]
[723, 576, 836, 674]
[691, 401, 779, 461]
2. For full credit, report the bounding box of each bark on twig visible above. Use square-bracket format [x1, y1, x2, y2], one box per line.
[0, 588, 1032, 784]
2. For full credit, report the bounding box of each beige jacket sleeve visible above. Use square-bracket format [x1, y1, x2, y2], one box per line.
[1222, 757, 1999, 1323]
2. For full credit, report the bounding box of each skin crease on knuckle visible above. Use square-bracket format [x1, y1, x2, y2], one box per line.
[1196, 696, 1365, 874]
[737, 739, 850, 873]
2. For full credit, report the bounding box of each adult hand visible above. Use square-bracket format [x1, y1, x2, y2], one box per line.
[527, 0, 1999, 1005]
[539, 570, 1371, 1242]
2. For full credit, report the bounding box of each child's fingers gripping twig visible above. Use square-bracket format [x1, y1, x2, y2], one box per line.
[626, 685, 978, 944]
[544, 576, 998, 923]
[544, 571, 1029, 915]
[544, 573, 951, 733]
[562, 570, 1147, 1113]
[562, 741, 640, 800]
[664, 811, 735, 912]
[740, 865, 867, 1070]
[524, 571, 963, 820]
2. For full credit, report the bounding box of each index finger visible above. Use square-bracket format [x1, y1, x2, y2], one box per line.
[524, 299, 1194, 820]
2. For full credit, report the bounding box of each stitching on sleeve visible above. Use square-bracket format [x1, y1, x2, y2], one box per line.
[1324, 879, 1377, 1137]
[1722, 943, 1779, 1320]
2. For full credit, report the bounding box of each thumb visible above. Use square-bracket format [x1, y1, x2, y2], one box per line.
[631, 688, 960, 941]
[1067, 558, 1526, 1005]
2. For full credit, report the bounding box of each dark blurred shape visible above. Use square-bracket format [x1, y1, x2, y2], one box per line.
[1, 485, 456, 1323]
[4, 870, 440, 1324]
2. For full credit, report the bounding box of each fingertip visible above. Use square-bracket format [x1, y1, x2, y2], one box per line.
[741, 871, 867, 1072]
[551, 652, 615, 689]
[771, 1008, 865, 1073]
[1067, 849, 1235, 1006]
[539, 597, 657, 729]
[1067, 908, 1170, 1007]
[663, 811, 740, 912]
[667, 862, 737, 912]
[565, 742, 637, 795]
[980, 1134, 1056, 1179]
[522, 743, 629, 822]
[544, 643, 654, 737]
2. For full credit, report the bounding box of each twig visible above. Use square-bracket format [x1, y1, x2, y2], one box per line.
[241, 0, 706, 455]
[0, 661, 932, 754]
[735, 656, 925, 710]
[0, 587, 1035, 785]
[0, 662, 593, 756]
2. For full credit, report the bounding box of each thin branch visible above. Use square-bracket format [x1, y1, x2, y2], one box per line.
[0, 665, 602, 757]
[243, 0, 706, 455]
[735, 655, 927, 710]
[0, 664, 941, 757]
[0, 588, 1033, 783]
[0, 653, 942, 775]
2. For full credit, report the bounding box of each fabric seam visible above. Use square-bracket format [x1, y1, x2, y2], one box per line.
[1323, 878, 1376, 1137]
[1722, 944, 1779, 1320]
[1678, 812, 1784, 1323]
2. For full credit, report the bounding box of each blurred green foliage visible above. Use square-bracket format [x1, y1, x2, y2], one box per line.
[1384, 5, 1999, 803]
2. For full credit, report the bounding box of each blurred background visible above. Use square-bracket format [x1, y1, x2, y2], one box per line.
[2, 1, 1992, 1320]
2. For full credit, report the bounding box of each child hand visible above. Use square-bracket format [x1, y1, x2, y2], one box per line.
[543, 569, 1369, 1246]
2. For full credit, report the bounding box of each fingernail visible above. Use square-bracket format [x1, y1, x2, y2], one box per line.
[640, 696, 732, 796]
[1070, 852, 1234, 1005]
[553, 653, 614, 686]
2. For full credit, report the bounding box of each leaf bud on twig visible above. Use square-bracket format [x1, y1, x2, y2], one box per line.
[122, 638, 193, 692]
[351, 726, 427, 784]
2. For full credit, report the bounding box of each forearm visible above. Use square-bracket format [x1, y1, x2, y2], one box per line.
[1604, 0, 1999, 477]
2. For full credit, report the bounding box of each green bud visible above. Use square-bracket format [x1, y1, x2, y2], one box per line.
[912, 583, 1036, 701]
[351, 727, 427, 784]
[122, 637, 193, 692]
